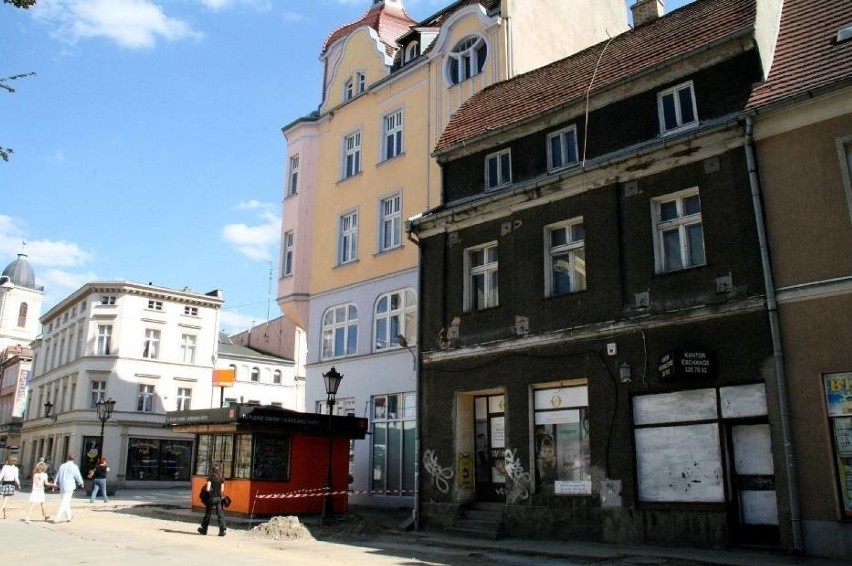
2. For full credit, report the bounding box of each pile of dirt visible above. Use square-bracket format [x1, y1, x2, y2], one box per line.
[249, 516, 315, 541]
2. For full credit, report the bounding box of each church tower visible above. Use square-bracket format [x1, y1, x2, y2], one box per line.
[0, 251, 44, 351]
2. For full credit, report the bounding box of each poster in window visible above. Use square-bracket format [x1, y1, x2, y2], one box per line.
[831, 416, 852, 516]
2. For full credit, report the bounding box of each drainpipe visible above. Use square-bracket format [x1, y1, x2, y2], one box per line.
[744, 114, 802, 552]
[406, 223, 422, 531]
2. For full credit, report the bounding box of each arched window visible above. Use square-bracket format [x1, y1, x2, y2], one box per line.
[250, 367, 260, 382]
[321, 303, 358, 360]
[273, 370, 282, 384]
[17, 302, 27, 327]
[374, 288, 417, 351]
[344, 71, 366, 101]
[405, 41, 419, 63]
[447, 35, 487, 85]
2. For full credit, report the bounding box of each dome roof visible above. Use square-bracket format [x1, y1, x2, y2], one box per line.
[2, 253, 37, 289]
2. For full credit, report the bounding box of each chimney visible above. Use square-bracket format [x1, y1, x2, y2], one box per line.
[631, 0, 664, 27]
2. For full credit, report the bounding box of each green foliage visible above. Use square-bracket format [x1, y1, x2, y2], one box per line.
[4, 0, 37, 8]
[1, 73, 35, 161]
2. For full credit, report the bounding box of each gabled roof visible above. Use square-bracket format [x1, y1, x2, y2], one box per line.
[322, 1, 416, 55]
[434, 0, 756, 154]
[747, 0, 852, 110]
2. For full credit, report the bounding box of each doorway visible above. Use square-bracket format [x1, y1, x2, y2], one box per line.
[474, 394, 505, 502]
[726, 422, 780, 546]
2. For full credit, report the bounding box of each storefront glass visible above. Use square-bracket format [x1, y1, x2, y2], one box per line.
[126, 438, 192, 481]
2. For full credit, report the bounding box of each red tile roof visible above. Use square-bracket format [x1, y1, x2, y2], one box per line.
[322, 1, 416, 55]
[747, 0, 852, 109]
[435, 0, 756, 154]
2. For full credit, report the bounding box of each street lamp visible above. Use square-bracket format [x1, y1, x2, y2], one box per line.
[44, 401, 58, 422]
[95, 398, 116, 459]
[322, 367, 343, 524]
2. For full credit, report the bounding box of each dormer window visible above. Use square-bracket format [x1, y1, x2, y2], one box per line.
[405, 41, 419, 63]
[447, 35, 487, 85]
[485, 148, 511, 190]
[658, 81, 698, 134]
[344, 71, 366, 101]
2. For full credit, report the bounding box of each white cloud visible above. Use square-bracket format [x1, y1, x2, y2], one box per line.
[33, 0, 203, 49]
[0, 215, 93, 267]
[221, 203, 280, 262]
[219, 309, 260, 335]
[199, 0, 272, 12]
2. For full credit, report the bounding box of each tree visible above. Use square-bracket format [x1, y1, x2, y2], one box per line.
[4, 1, 37, 8]
[2, 0, 37, 160]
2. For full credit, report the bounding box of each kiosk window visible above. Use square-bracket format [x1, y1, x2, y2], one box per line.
[252, 435, 291, 480]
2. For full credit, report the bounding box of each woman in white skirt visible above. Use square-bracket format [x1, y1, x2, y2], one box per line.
[0, 455, 21, 519]
[25, 461, 55, 523]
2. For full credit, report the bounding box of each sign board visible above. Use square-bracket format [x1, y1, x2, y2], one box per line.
[658, 348, 716, 380]
[213, 368, 236, 387]
[554, 480, 592, 495]
[824, 372, 852, 416]
[457, 453, 473, 489]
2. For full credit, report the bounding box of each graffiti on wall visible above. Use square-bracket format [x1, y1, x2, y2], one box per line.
[504, 448, 531, 503]
[423, 448, 454, 494]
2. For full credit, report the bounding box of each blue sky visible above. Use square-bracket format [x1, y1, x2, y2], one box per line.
[1, 0, 692, 334]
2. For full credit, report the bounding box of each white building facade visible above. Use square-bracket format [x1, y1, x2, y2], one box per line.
[18, 281, 251, 487]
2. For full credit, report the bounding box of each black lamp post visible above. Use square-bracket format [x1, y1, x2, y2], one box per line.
[95, 398, 116, 459]
[322, 367, 343, 524]
[44, 401, 58, 422]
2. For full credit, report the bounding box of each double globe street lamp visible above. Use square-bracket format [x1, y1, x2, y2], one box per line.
[322, 367, 344, 525]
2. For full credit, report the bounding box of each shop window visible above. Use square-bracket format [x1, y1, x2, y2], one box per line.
[824, 372, 852, 518]
[371, 392, 416, 496]
[127, 438, 192, 481]
[195, 434, 233, 478]
[533, 384, 591, 494]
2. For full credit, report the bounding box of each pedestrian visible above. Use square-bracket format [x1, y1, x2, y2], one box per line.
[89, 456, 110, 504]
[52, 453, 84, 522]
[197, 465, 227, 537]
[0, 455, 22, 519]
[25, 461, 55, 523]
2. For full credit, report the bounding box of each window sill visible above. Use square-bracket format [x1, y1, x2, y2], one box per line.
[374, 245, 403, 257]
[334, 259, 360, 270]
[378, 152, 406, 166]
[337, 171, 363, 185]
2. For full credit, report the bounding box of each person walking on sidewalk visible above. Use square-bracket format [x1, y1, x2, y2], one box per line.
[89, 457, 110, 504]
[197, 465, 227, 537]
[0, 455, 21, 519]
[52, 453, 84, 522]
[25, 461, 55, 523]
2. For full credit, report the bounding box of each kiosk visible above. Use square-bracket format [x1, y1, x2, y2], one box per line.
[166, 404, 368, 517]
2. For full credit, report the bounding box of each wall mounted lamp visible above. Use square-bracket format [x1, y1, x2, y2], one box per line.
[619, 362, 632, 384]
[44, 400, 59, 422]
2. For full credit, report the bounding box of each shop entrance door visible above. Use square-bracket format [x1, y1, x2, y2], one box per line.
[727, 422, 780, 546]
[474, 394, 505, 502]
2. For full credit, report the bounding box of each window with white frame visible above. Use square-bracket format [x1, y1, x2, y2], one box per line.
[383, 109, 403, 160]
[183, 306, 198, 316]
[374, 288, 417, 351]
[137, 384, 155, 412]
[658, 81, 698, 134]
[545, 218, 587, 297]
[405, 41, 419, 63]
[250, 367, 260, 382]
[321, 303, 358, 360]
[273, 370, 282, 384]
[90, 380, 106, 409]
[343, 131, 362, 179]
[100, 295, 116, 306]
[485, 149, 511, 190]
[465, 243, 499, 311]
[147, 299, 163, 311]
[288, 154, 299, 196]
[180, 333, 196, 363]
[338, 211, 358, 265]
[142, 328, 161, 359]
[176, 387, 191, 411]
[547, 126, 579, 172]
[447, 35, 487, 85]
[344, 71, 366, 101]
[283, 231, 295, 276]
[652, 188, 706, 273]
[533, 383, 591, 493]
[379, 194, 401, 252]
[96, 324, 112, 356]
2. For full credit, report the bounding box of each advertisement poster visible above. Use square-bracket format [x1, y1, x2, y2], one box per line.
[824, 372, 852, 416]
[831, 417, 852, 516]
